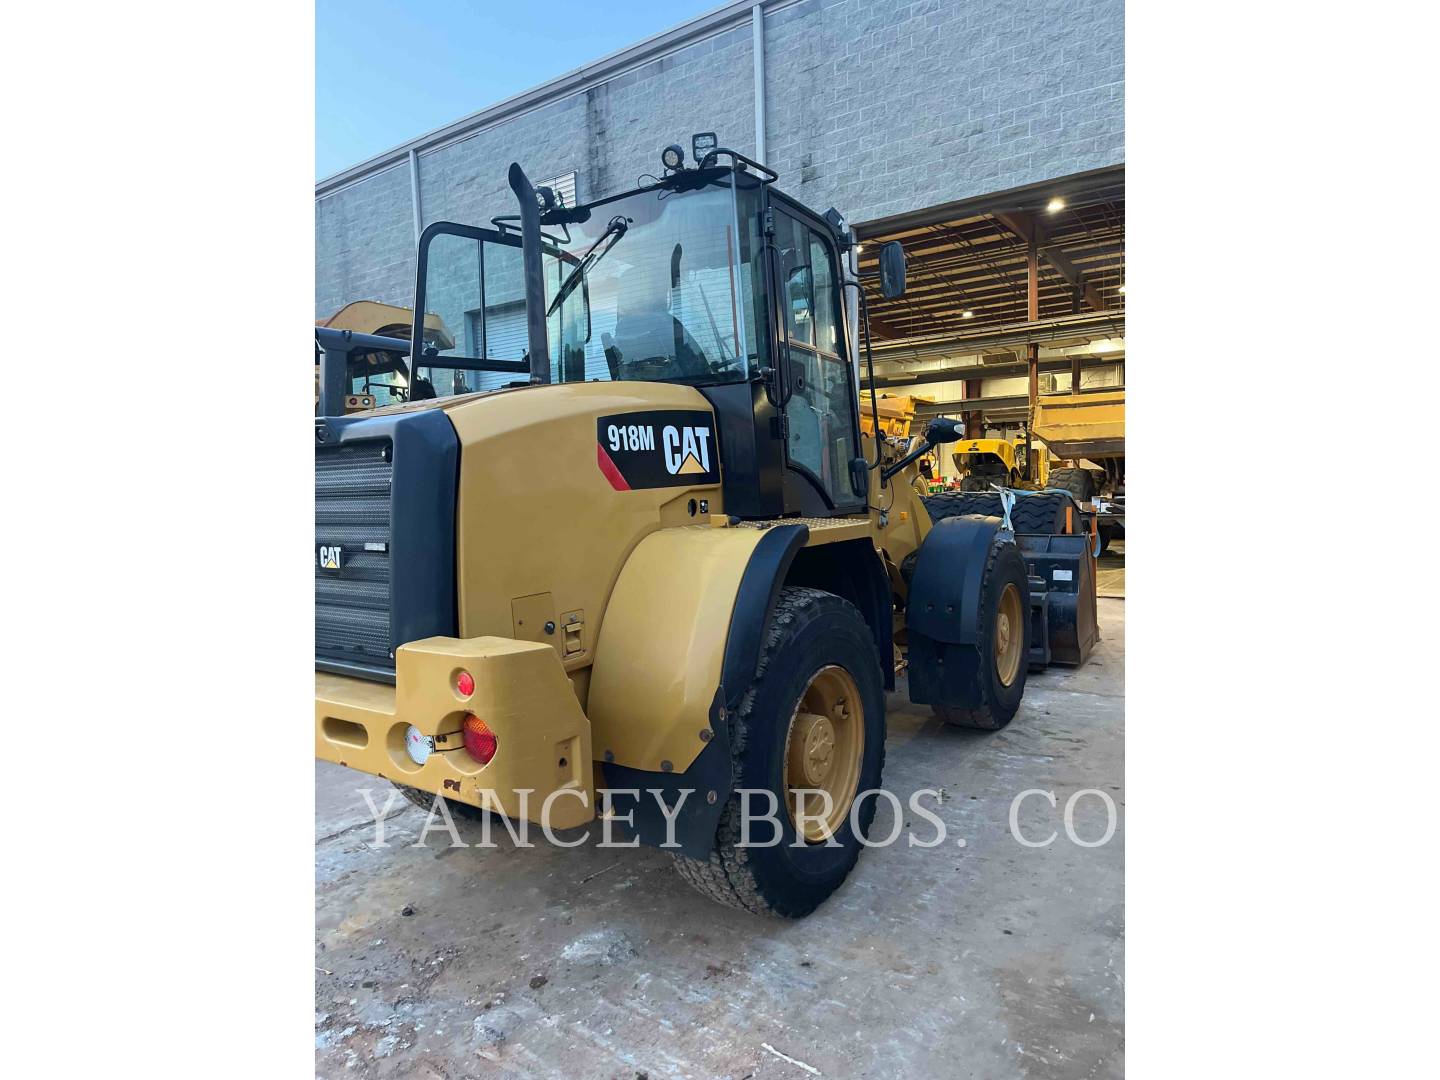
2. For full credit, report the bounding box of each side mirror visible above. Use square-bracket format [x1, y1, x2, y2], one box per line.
[879, 240, 907, 299]
[923, 417, 963, 445]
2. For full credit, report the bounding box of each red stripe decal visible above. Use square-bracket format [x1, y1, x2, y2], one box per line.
[596, 444, 631, 491]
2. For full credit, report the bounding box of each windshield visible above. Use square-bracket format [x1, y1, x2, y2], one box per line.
[550, 181, 754, 386]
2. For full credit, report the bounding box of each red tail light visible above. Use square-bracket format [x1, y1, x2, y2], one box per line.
[462, 714, 497, 766]
[455, 670, 475, 697]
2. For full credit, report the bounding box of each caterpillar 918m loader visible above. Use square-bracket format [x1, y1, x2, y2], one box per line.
[315, 139, 1040, 917]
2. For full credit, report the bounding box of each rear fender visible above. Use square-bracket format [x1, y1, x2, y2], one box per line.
[588, 523, 808, 771]
[588, 523, 808, 856]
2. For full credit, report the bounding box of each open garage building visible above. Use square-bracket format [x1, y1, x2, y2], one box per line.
[856, 165, 1125, 486]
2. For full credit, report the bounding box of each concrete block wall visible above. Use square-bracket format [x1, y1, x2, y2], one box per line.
[316, 0, 1123, 319]
[763, 0, 1124, 222]
[315, 161, 415, 317]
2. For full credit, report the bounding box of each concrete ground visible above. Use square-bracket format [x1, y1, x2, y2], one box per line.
[316, 600, 1125, 1079]
[1096, 540, 1125, 599]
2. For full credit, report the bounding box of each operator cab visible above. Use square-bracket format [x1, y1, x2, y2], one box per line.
[408, 136, 909, 520]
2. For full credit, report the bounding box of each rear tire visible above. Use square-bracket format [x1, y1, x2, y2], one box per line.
[672, 587, 887, 918]
[931, 539, 1030, 730]
[1048, 467, 1093, 502]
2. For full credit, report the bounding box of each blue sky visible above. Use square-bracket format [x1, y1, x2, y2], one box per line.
[316, 0, 727, 179]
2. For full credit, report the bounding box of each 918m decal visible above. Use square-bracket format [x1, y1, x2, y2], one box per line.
[596, 410, 719, 491]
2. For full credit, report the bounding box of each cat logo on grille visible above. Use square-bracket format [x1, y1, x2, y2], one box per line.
[318, 545, 343, 570]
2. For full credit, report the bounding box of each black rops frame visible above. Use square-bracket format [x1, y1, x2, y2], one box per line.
[409, 221, 543, 385]
[411, 219, 594, 386]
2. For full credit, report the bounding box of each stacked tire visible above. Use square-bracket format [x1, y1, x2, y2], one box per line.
[1046, 467, 1093, 502]
[923, 491, 1073, 535]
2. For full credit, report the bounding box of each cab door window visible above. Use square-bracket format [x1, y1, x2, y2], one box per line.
[773, 209, 860, 506]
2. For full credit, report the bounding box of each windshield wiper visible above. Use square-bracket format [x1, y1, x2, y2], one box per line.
[547, 215, 629, 317]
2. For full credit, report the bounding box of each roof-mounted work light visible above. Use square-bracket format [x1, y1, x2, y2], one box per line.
[661, 143, 685, 171]
[691, 131, 718, 164]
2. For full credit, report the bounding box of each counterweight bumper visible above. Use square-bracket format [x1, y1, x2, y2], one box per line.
[315, 636, 594, 829]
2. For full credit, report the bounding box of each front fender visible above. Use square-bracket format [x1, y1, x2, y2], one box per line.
[905, 513, 1002, 646]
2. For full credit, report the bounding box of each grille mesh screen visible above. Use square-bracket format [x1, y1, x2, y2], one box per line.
[315, 440, 392, 669]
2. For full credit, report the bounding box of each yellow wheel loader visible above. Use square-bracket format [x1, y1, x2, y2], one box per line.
[314, 141, 1068, 917]
[314, 301, 456, 414]
[951, 436, 1050, 491]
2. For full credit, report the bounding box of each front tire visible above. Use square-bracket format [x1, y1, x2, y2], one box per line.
[672, 587, 887, 918]
[931, 538, 1030, 730]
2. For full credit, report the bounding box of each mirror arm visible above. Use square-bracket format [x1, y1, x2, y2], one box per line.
[880, 438, 933, 484]
[880, 417, 962, 484]
[843, 280, 885, 477]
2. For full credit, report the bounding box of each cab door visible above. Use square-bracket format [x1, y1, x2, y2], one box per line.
[769, 204, 865, 513]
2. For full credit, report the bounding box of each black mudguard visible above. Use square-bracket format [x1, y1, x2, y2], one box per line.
[906, 514, 1006, 708]
[907, 514, 1002, 647]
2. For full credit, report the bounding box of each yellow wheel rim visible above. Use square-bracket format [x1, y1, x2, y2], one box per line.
[995, 582, 1023, 687]
[783, 665, 865, 844]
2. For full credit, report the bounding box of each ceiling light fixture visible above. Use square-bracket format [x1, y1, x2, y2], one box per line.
[1046, 197, 1066, 213]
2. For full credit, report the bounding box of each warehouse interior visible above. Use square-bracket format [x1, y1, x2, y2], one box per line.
[856, 166, 1125, 472]
[853, 165, 1126, 594]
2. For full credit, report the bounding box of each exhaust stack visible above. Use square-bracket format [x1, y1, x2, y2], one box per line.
[507, 162, 551, 385]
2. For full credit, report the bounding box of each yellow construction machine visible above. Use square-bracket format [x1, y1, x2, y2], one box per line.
[314, 140, 1097, 917]
[314, 301, 455, 413]
[950, 436, 1051, 491]
[858, 391, 930, 438]
[1032, 389, 1125, 551]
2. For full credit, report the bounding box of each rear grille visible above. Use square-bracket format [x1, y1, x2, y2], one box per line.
[315, 440, 393, 671]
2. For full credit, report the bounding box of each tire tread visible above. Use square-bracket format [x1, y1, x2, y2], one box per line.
[671, 587, 885, 917]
